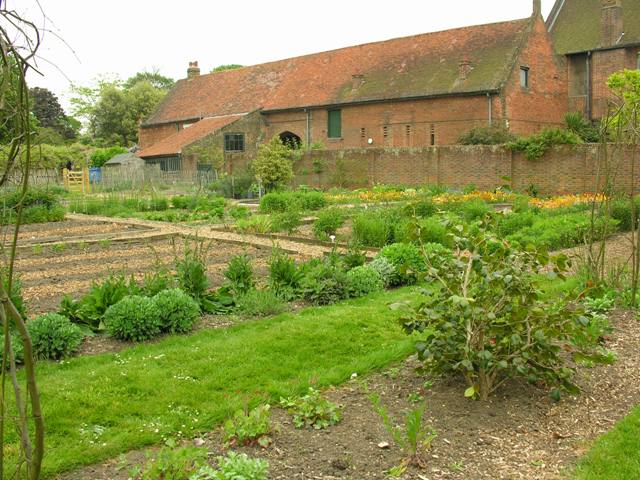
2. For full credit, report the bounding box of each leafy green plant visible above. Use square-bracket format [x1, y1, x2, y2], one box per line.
[104, 295, 161, 342]
[137, 439, 207, 480]
[200, 286, 237, 315]
[377, 243, 425, 286]
[224, 254, 254, 294]
[398, 218, 613, 400]
[280, 387, 342, 430]
[193, 452, 269, 480]
[346, 266, 384, 297]
[174, 241, 210, 302]
[229, 205, 251, 220]
[341, 242, 366, 270]
[565, 112, 600, 143]
[313, 208, 345, 240]
[236, 289, 287, 317]
[368, 257, 396, 289]
[352, 212, 392, 247]
[60, 273, 137, 331]
[268, 249, 303, 300]
[235, 215, 272, 234]
[51, 243, 66, 253]
[4, 275, 26, 319]
[223, 404, 273, 447]
[153, 288, 200, 334]
[140, 262, 174, 297]
[27, 313, 84, 360]
[370, 394, 436, 468]
[270, 207, 301, 234]
[300, 260, 349, 305]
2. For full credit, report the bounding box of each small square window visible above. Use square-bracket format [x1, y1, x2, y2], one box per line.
[224, 133, 245, 152]
[520, 67, 530, 88]
[328, 109, 342, 138]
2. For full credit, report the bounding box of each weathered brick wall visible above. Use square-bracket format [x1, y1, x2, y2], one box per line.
[286, 144, 640, 195]
[503, 16, 568, 135]
[590, 47, 638, 119]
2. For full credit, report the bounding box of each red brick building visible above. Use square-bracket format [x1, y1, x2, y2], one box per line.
[138, 1, 567, 171]
[548, 0, 640, 120]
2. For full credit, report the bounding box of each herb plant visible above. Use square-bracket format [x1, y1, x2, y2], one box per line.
[280, 387, 342, 430]
[223, 404, 273, 448]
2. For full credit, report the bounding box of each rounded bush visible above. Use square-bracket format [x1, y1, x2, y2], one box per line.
[346, 266, 384, 297]
[300, 262, 349, 305]
[28, 313, 84, 360]
[0, 333, 24, 365]
[153, 288, 200, 334]
[377, 242, 425, 286]
[368, 257, 396, 288]
[104, 296, 161, 342]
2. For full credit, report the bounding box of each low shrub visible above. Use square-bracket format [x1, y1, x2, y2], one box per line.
[280, 387, 342, 430]
[297, 191, 327, 211]
[346, 266, 384, 297]
[496, 210, 537, 237]
[368, 257, 396, 288]
[140, 264, 174, 297]
[223, 404, 273, 447]
[104, 295, 161, 342]
[224, 254, 254, 294]
[0, 333, 24, 365]
[341, 242, 367, 270]
[153, 288, 200, 334]
[377, 243, 425, 286]
[28, 313, 84, 360]
[0, 187, 65, 225]
[300, 260, 349, 305]
[399, 218, 612, 400]
[259, 192, 290, 213]
[458, 125, 516, 145]
[312, 208, 345, 240]
[138, 440, 207, 480]
[260, 191, 327, 214]
[236, 289, 287, 317]
[609, 197, 640, 232]
[408, 199, 437, 218]
[508, 128, 582, 161]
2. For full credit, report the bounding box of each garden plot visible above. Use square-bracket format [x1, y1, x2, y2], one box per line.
[16, 232, 311, 315]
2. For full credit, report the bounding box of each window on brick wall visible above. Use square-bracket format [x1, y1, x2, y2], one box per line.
[520, 66, 530, 88]
[569, 54, 588, 96]
[327, 109, 342, 138]
[224, 133, 245, 152]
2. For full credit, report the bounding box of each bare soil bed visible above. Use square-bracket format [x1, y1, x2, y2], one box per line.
[58, 310, 640, 480]
[15, 221, 311, 316]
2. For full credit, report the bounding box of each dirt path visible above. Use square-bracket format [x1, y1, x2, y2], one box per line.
[66, 213, 339, 258]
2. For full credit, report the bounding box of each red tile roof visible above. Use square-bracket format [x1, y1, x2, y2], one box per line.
[137, 115, 243, 158]
[144, 18, 531, 126]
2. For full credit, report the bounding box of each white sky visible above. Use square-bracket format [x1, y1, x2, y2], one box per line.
[15, 0, 557, 112]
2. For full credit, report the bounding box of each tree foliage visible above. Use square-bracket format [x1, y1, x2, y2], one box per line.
[605, 69, 640, 143]
[29, 87, 78, 140]
[70, 71, 174, 146]
[252, 136, 294, 190]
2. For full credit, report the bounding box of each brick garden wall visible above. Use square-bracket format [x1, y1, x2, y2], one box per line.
[288, 144, 640, 195]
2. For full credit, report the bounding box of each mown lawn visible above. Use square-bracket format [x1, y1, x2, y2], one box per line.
[7, 287, 419, 477]
[574, 405, 640, 479]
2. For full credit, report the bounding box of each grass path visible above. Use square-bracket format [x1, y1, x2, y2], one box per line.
[7, 287, 417, 477]
[574, 405, 640, 479]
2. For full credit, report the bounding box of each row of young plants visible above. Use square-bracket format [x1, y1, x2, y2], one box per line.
[68, 191, 226, 222]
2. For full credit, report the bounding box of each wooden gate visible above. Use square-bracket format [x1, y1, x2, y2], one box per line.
[63, 168, 91, 193]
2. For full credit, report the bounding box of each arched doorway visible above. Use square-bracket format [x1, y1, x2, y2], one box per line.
[279, 131, 302, 149]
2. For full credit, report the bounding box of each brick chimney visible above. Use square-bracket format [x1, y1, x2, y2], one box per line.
[187, 61, 201, 79]
[601, 0, 623, 47]
[532, 0, 541, 17]
[458, 57, 473, 80]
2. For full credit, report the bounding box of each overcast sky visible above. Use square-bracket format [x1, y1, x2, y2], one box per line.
[16, 0, 556, 111]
